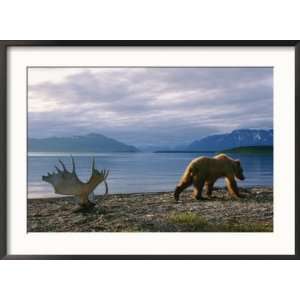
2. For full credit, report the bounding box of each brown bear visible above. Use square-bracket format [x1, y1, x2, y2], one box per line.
[174, 153, 245, 201]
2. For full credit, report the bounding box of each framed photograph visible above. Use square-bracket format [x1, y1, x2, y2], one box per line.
[0, 40, 299, 259]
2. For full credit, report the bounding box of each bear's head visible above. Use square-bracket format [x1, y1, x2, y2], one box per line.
[234, 160, 245, 180]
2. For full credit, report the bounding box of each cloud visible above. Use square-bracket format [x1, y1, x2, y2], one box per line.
[28, 67, 273, 147]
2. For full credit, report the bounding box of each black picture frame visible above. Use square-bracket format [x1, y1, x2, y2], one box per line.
[0, 40, 299, 260]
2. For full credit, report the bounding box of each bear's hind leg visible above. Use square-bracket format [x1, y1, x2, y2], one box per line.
[193, 176, 205, 200]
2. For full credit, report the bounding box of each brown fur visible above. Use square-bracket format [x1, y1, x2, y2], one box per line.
[174, 154, 245, 201]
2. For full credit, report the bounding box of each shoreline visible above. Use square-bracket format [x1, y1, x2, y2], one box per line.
[28, 186, 273, 232]
[28, 185, 273, 201]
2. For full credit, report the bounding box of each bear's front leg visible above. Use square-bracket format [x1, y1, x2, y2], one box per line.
[205, 180, 215, 198]
[193, 176, 205, 200]
[225, 177, 241, 199]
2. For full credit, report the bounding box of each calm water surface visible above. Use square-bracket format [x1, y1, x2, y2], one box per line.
[28, 152, 273, 198]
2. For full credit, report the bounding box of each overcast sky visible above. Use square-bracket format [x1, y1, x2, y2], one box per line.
[28, 67, 273, 148]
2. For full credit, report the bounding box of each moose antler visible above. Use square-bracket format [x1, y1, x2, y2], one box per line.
[42, 156, 109, 208]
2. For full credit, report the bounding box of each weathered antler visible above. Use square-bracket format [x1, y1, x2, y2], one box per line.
[42, 156, 109, 208]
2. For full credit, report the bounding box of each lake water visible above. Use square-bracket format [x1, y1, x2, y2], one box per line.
[27, 152, 273, 198]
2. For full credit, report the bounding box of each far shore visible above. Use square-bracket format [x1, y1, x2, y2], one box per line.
[28, 187, 273, 233]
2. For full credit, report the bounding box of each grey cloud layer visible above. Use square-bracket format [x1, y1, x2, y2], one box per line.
[28, 67, 273, 147]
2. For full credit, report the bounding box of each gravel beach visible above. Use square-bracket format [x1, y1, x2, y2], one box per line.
[27, 187, 273, 232]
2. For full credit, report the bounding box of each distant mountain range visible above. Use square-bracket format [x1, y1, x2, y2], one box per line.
[28, 133, 139, 153]
[29, 129, 273, 153]
[186, 129, 273, 151]
[222, 145, 273, 154]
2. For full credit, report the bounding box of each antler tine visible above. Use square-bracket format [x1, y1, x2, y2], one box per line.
[59, 159, 67, 172]
[71, 155, 76, 174]
[55, 165, 62, 173]
[103, 180, 108, 196]
[99, 169, 108, 180]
